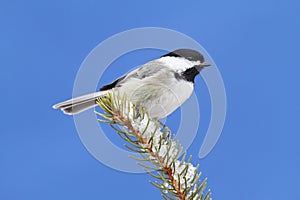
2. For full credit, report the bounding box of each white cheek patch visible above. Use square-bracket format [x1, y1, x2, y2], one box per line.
[159, 57, 201, 72]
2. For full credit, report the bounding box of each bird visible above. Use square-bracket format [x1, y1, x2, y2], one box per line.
[53, 49, 211, 119]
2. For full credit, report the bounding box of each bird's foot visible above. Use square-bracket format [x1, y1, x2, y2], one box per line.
[159, 121, 171, 143]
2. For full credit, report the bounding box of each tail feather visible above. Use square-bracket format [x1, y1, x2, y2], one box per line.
[53, 91, 107, 115]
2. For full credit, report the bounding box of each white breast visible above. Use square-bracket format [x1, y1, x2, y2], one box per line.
[117, 68, 194, 119]
[148, 79, 193, 118]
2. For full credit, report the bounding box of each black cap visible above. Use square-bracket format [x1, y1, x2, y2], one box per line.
[161, 49, 205, 62]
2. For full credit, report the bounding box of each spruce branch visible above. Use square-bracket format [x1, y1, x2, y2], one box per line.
[95, 91, 212, 200]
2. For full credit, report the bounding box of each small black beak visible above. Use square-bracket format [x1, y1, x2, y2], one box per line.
[199, 62, 212, 67]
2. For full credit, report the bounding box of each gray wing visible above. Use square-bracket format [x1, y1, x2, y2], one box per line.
[126, 60, 164, 79]
[100, 60, 165, 91]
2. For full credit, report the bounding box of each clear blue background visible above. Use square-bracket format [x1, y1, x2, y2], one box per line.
[1, 0, 300, 199]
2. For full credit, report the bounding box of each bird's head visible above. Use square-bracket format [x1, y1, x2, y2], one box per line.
[160, 48, 211, 82]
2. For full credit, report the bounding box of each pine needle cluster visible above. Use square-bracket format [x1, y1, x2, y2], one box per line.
[96, 91, 212, 200]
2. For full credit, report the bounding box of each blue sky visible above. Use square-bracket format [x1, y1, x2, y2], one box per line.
[1, 0, 300, 199]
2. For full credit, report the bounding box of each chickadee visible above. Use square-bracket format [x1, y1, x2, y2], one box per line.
[53, 49, 211, 119]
